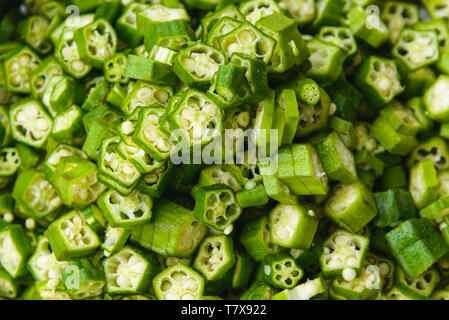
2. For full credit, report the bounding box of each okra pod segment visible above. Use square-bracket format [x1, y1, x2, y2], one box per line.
[407, 137, 449, 170]
[0, 224, 32, 278]
[424, 75, 449, 122]
[374, 188, 417, 228]
[142, 19, 195, 53]
[409, 159, 439, 209]
[347, 6, 390, 48]
[173, 42, 225, 89]
[61, 258, 105, 300]
[3, 46, 41, 93]
[261, 253, 303, 289]
[331, 263, 381, 300]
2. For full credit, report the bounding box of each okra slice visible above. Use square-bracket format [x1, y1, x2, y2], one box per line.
[409, 159, 439, 209]
[0, 106, 13, 148]
[120, 80, 172, 116]
[44, 210, 101, 261]
[193, 235, 236, 281]
[283, 0, 316, 25]
[332, 263, 381, 300]
[137, 162, 175, 198]
[207, 17, 242, 48]
[240, 215, 282, 262]
[347, 6, 390, 48]
[131, 199, 207, 258]
[236, 184, 269, 209]
[407, 137, 449, 170]
[386, 218, 449, 279]
[256, 13, 309, 73]
[43, 144, 87, 179]
[271, 277, 325, 300]
[81, 77, 110, 112]
[230, 52, 270, 102]
[393, 28, 439, 71]
[354, 56, 404, 109]
[261, 253, 303, 289]
[320, 230, 369, 279]
[199, 165, 243, 192]
[240, 280, 276, 300]
[116, 2, 148, 47]
[308, 0, 343, 33]
[55, 16, 94, 79]
[143, 19, 195, 53]
[423, 0, 449, 19]
[41, 74, 83, 117]
[365, 252, 395, 292]
[103, 245, 161, 295]
[17, 15, 53, 55]
[201, 4, 244, 41]
[9, 99, 52, 148]
[80, 205, 106, 235]
[132, 106, 173, 161]
[324, 182, 377, 233]
[0, 224, 32, 278]
[415, 18, 449, 53]
[0, 147, 20, 177]
[102, 225, 131, 255]
[194, 184, 242, 233]
[105, 53, 129, 84]
[0, 267, 19, 298]
[395, 266, 439, 300]
[231, 248, 254, 290]
[292, 143, 328, 195]
[51, 105, 84, 142]
[29, 57, 63, 99]
[169, 89, 222, 148]
[153, 263, 205, 300]
[136, 4, 189, 32]
[380, 100, 422, 136]
[3, 46, 41, 93]
[61, 259, 105, 300]
[371, 115, 418, 156]
[318, 26, 357, 60]
[12, 169, 62, 221]
[269, 203, 318, 249]
[173, 42, 225, 89]
[317, 131, 357, 184]
[305, 39, 345, 84]
[98, 136, 141, 189]
[239, 0, 282, 25]
[126, 54, 177, 86]
[217, 22, 276, 64]
[432, 290, 449, 300]
[276, 89, 299, 146]
[98, 189, 153, 228]
[295, 87, 331, 138]
[118, 136, 164, 175]
[374, 189, 417, 228]
[74, 19, 117, 69]
[424, 75, 449, 122]
[381, 1, 419, 43]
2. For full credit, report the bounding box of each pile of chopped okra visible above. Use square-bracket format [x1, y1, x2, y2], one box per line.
[3, 0, 449, 301]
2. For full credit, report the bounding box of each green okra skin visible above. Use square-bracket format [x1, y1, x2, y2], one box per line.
[381, 1, 419, 44]
[424, 75, 449, 122]
[407, 137, 449, 171]
[394, 266, 440, 300]
[261, 253, 303, 289]
[61, 258, 105, 300]
[126, 54, 177, 86]
[374, 189, 417, 228]
[232, 248, 255, 290]
[409, 159, 440, 209]
[0, 224, 33, 278]
[95, 0, 122, 24]
[104, 53, 129, 84]
[347, 6, 390, 48]
[236, 184, 269, 208]
[130, 199, 207, 258]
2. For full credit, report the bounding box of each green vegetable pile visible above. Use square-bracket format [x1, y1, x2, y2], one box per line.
[1, 0, 449, 300]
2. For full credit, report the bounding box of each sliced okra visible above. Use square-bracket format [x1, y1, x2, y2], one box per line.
[324, 181, 377, 233]
[169, 89, 223, 148]
[395, 266, 439, 300]
[51, 157, 106, 207]
[331, 263, 381, 300]
[282, 0, 316, 26]
[380, 100, 423, 136]
[43, 144, 87, 179]
[104, 53, 129, 84]
[3, 46, 41, 93]
[199, 165, 243, 192]
[374, 188, 417, 228]
[120, 80, 172, 115]
[80, 204, 106, 235]
[51, 105, 84, 142]
[29, 57, 63, 99]
[126, 54, 177, 86]
[206, 17, 242, 48]
[423, 0, 449, 20]
[194, 184, 242, 232]
[137, 161, 175, 198]
[407, 137, 449, 170]
[0, 224, 32, 278]
[0, 147, 20, 177]
[217, 22, 276, 65]
[201, 4, 244, 42]
[143, 19, 195, 53]
[347, 6, 390, 48]
[354, 56, 404, 109]
[98, 189, 153, 228]
[136, 4, 189, 33]
[12, 169, 62, 221]
[17, 15, 53, 55]
[308, 0, 343, 33]
[415, 18, 449, 53]
[193, 235, 235, 281]
[295, 87, 331, 138]
[240, 280, 276, 300]
[424, 75, 449, 122]
[317, 131, 357, 184]
[130, 199, 207, 258]
[44, 210, 100, 261]
[320, 229, 369, 279]
[261, 253, 303, 289]
[271, 277, 325, 300]
[102, 225, 132, 255]
[409, 159, 440, 209]
[115, 3, 148, 47]
[153, 263, 205, 300]
[236, 184, 269, 209]
[61, 258, 105, 300]
[74, 19, 117, 69]
[9, 99, 52, 148]
[393, 28, 439, 71]
[381, 1, 419, 43]
[256, 13, 309, 73]
[239, 215, 282, 262]
[269, 203, 318, 249]
[103, 245, 160, 295]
